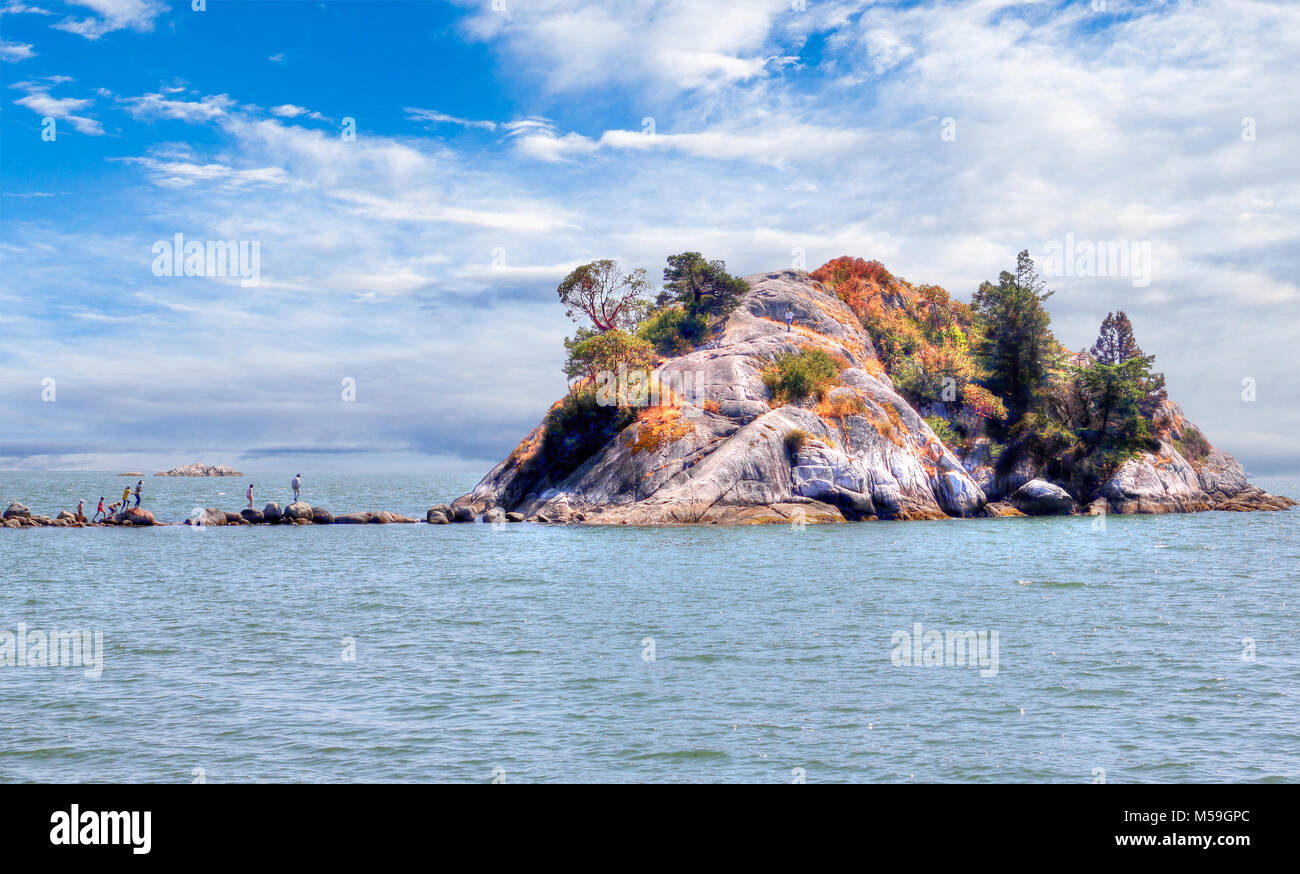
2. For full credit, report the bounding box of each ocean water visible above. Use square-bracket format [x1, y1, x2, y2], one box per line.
[0, 471, 1296, 784]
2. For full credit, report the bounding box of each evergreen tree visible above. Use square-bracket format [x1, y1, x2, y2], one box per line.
[971, 250, 1060, 422]
[662, 252, 749, 318]
[1090, 311, 1144, 365]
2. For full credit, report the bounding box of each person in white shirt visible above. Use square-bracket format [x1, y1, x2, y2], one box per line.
[246, 483, 254, 509]
[291, 474, 302, 503]
[784, 308, 794, 332]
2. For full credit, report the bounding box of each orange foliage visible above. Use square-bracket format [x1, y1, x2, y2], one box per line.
[626, 405, 695, 455]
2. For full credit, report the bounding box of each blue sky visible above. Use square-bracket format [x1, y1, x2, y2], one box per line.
[1, 0, 1297, 475]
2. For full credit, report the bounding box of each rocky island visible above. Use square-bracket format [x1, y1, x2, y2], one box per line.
[453, 252, 1294, 524]
[155, 462, 245, 477]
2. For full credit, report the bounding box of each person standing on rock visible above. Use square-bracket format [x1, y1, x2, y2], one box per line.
[75, 499, 86, 523]
[247, 483, 254, 509]
[784, 307, 794, 332]
[291, 474, 302, 503]
[93, 497, 105, 522]
[121, 485, 132, 513]
[133, 480, 143, 508]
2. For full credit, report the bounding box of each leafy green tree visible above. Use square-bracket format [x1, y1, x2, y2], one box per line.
[556, 260, 651, 331]
[662, 252, 749, 318]
[971, 250, 1060, 422]
[562, 328, 655, 383]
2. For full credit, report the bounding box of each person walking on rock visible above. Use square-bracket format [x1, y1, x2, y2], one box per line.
[291, 474, 302, 503]
[784, 307, 794, 332]
[133, 480, 143, 508]
[93, 497, 105, 522]
[246, 483, 254, 509]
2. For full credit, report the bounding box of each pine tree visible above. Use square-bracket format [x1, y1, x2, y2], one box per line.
[1090, 311, 1144, 365]
[971, 250, 1060, 422]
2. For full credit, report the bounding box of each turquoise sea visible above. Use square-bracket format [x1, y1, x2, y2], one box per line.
[1, 471, 1297, 783]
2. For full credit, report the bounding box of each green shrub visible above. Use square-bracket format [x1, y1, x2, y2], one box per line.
[1174, 423, 1211, 462]
[541, 386, 636, 480]
[762, 348, 840, 404]
[923, 414, 959, 448]
[636, 306, 710, 355]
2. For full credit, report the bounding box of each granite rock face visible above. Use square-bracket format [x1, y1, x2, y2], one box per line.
[1093, 403, 1293, 514]
[456, 270, 988, 524]
[455, 269, 1293, 524]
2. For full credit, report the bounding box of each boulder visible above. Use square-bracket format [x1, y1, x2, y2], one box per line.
[283, 501, 313, 521]
[224, 512, 248, 525]
[240, 508, 265, 523]
[505, 512, 526, 523]
[121, 508, 155, 526]
[483, 507, 507, 524]
[262, 502, 283, 524]
[1009, 480, 1075, 516]
[427, 505, 453, 524]
[3, 502, 31, 520]
[311, 507, 334, 525]
[189, 507, 227, 526]
[979, 501, 1026, 518]
[333, 512, 374, 524]
[4, 518, 23, 528]
[56, 510, 76, 521]
[452, 506, 476, 523]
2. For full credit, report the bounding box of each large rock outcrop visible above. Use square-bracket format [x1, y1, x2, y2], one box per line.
[1091, 402, 1292, 514]
[456, 270, 989, 524]
[457, 269, 1292, 524]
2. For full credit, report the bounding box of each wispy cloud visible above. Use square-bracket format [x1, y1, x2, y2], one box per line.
[10, 76, 102, 134]
[0, 38, 36, 61]
[51, 0, 168, 40]
[405, 107, 498, 132]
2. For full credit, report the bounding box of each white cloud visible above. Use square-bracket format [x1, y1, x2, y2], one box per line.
[51, 0, 167, 39]
[456, 0, 790, 94]
[0, 2, 54, 15]
[406, 107, 498, 131]
[0, 38, 36, 61]
[10, 77, 102, 134]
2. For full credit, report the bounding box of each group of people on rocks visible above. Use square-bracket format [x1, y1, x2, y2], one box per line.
[72, 474, 305, 523]
[243, 475, 303, 508]
[84, 480, 143, 522]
